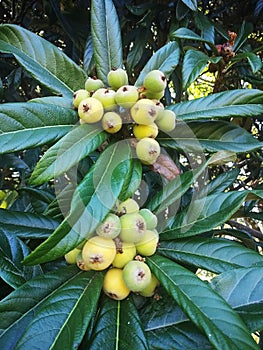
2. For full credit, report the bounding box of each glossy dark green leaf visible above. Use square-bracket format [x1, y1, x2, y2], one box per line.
[161, 191, 248, 239]
[147, 255, 259, 350]
[182, 49, 210, 88]
[141, 287, 212, 349]
[199, 168, 239, 196]
[146, 321, 212, 350]
[147, 163, 207, 214]
[0, 209, 59, 239]
[127, 28, 148, 72]
[23, 142, 133, 265]
[88, 296, 149, 349]
[29, 124, 108, 185]
[44, 184, 75, 220]
[159, 120, 262, 152]
[0, 267, 103, 349]
[168, 88, 263, 121]
[211, 267, 263, 332]
[194, 12, 215, 44]
[0, 266, 78, 347]
[135, 42, 180, 87]
[170, 27, 212, 43]
[233, 21, 253, 52]
[233, 52, 263, 73]
[118, 159, 142, 202]
[0, 102, 77, 154]
[91, 0, 123, 84]
[0, 24, 86, 97]
[158, 237, 263, 274]
[0, 229, 42, 288]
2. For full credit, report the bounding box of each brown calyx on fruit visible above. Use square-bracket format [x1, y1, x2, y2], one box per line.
[82, 103, 91, 113]
[89, 254, 104, 264]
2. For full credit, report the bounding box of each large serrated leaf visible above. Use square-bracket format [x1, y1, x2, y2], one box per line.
[159, 120, 262, 152]
[141, 287, 212, 349]
[87, 296, 149, 349]
[135, 42, 180, 87]
[161, 191, 248, 239]
[146, 322, 213, 350]
[91, 0, 123, 84]
[147, 255, 259, 350]
[29, 124, 108, 185]
[23, 142, 133, 265]
[0, 266, 78, 348]
[168, 88, 263, 120]
[0, 24, 86, 96]
[0, 267, 103, 349]
[0, 209, 59, 239]
[0, 229, 43, 289]
[158, 237, 263, 274]
[0, 102, 78, 153]
[211, 267, 263, 332]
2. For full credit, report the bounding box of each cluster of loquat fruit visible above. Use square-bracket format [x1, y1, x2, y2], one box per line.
[65, 198, 160, 300]
[73, 68, 176, 165]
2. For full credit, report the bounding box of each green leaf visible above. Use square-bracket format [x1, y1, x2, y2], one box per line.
[170, 27, 212, 44]
[0, 24, 86, 97]
[146, 321, 212, 350]
[159, 120, 262, 152]
[127, 28, 148, 72]
[0, 267, 103, 349]
[0, 209, 59, 239]
[199, 168, 239, 196]
[135, 42, 180, 87]
[0, 266, 78, 348]
[211, 267, 263, 332]
[234, 52, 263, 73]
[141, 287, 212, 349]
[147, 255, 259, 350]
[0, 102, 77, 153]
[147, 163, 207, 215]
[87, 296, 149, 349]
[233, 21, 253, 52]
[161, 191, 248, 239]
[182, 49, 209, 89]
[194, 12, 215, 44]
[118, 159, 142, 202]
[168, 88, 263, 121]
[181, 0, 197, 11]
[0, 229, 42, 288]
[158, 237, 263, 274]
[44, 184, 75, 220]
[30, 124, 108, 185]
[23, 141, 133, 265]
[29, 96, 73, 108]
[208, 150, 237, 165]
[91, 0, 123, 84]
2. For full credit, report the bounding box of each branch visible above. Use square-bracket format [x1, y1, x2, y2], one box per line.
[227, 219, 263, 241]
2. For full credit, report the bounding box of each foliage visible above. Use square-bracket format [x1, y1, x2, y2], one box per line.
[0, 1, 263, 349]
